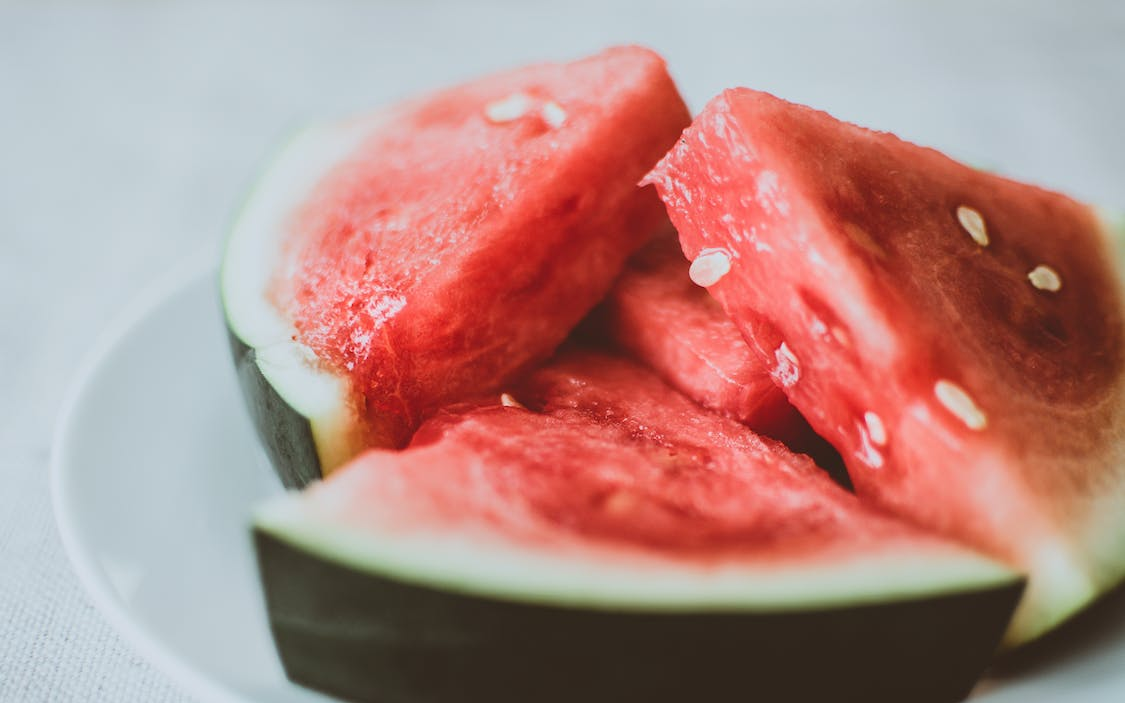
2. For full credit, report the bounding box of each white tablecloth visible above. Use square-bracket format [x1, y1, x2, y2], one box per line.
[3, 1, 1123, 700]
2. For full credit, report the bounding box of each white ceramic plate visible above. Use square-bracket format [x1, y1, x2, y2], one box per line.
[51, 257, 330, 703]
[52, 260, 1125, 702]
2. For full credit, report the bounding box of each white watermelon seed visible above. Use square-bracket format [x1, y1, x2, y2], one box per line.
[604, 490, 637, 514]
[1028, 264, 1062, 292]
[864, 411, 887, 446]
[934, 380, 987, 430]
[956, 205, 990, 246]
[541, 101, 567, 128]
[773, 342, 801, 387]
[857, 432, 885, 469]
[688, 248, 732, 287]
[500, 393, 525, 409]
[485, 93, 531, 123]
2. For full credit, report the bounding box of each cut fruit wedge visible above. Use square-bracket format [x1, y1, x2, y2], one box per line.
[222, 46, 690, 486]
[647, 87, 1125, 645]
[254, 350, 1023, 703]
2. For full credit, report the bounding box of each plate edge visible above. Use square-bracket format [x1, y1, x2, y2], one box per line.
[48, 250, 263, 703]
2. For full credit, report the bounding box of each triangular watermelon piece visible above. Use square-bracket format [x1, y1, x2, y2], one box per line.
[646, 87, 1125, 644]
[222, 47, 690, 485]
[255, 349, 1021, 702]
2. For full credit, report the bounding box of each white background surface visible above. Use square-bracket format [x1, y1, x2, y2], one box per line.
[3, 1, 1124, 700]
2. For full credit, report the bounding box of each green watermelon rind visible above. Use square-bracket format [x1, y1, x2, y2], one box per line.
[255, 530, 1022, 703]
[220, 118, 379, 486]
[254, 488, 1023, 703]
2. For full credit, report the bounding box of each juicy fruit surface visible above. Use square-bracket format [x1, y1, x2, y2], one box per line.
[276, 46, 690, 448]
[600, 235, 804, 443]
[647, 87, 1125, 642]
[295, 349, 996, 568]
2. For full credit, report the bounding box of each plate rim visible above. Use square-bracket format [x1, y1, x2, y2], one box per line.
[48, 251, 262, 703]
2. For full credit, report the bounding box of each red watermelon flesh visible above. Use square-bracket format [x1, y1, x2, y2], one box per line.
[302, 349, 1006, 573]
[276, 47, 690, 449]
[600, 234, 805, 444]
[646, 87, 1125, 644]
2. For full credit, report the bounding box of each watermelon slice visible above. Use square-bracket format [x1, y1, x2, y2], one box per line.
[255, 349, 1022, 703]
[222, 46, 690, 487]
[599, 233, 804, 442]
[645, 87, 1125, 644]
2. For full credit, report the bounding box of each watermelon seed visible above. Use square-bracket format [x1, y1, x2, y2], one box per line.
[956, 205, 990, 246]
[843, 222, 887, 259]
[773, 342, 801, 387]
[604, 490, 637, 514]
[864, 411, 887, 446]
[485, 93, 531, 123]
[500, 393, 526, 409]
[1028, 265, 1062, 292]
[857, 429, 885, 469]
[688, 248, 732, 287]
[541, 101, 567, 128]
[934, 380, 988, 430]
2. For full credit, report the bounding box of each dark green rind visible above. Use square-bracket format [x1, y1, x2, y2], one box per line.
[256, 531, 1024, 703]
[227, 328, 322, 488]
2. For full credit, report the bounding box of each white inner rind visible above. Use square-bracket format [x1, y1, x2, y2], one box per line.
[255, 493, 1018, 611]
[1074, 207, 1125, 630]
[1096, 207, 1125, 269]
[997, 207, 1125, 646]
[220, 117, 380, 464]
